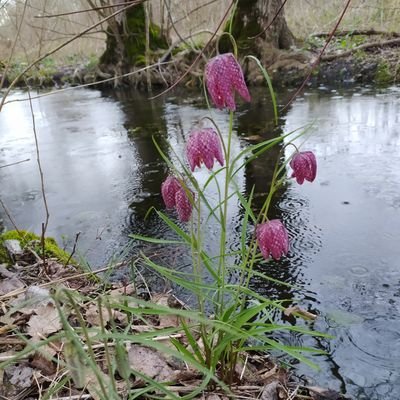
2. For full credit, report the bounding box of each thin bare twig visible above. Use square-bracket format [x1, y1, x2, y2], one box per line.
[144, 1, 151, 91]
[282, 0, 353, 111]
[0, 197, 20, 233]
[0, 0, 143, 111]
[27, 88, 50, 236]
[34, 1, 142, 19]
[64, 232, 81, 266]
[0, 158, 30, 169]
[0, 0, 27, 90]
[171, 0, 220, 26]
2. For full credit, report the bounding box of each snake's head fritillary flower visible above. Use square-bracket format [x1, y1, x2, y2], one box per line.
[186, 128, 224, 172]
[205, 53, 251, 111]
[290, 151, 317, 185]
[256, 219, 289, 261]
[175, 187, 194, 222]
[161, 176, 194, 222]
[161, 176, 180, 208]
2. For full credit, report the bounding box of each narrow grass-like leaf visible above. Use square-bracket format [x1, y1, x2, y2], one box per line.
[181, 319, 205, 365]
[129, 234, 186, 245]
[246, 55, 278, 125]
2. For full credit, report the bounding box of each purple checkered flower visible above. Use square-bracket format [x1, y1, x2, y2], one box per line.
[161, 176, 194, 222]
[256, 219, 289, 261]
[205, 53, 251, 111]
[161, 176, 180, 209]
[290, 151, 317, 185]
[175, 187, 194, 222]
[186, 128, 224, 171]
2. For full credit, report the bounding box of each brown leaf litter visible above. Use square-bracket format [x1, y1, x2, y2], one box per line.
[0, 258, 350, 399]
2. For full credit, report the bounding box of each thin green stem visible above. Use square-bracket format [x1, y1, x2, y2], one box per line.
[218, 111, 234, 318]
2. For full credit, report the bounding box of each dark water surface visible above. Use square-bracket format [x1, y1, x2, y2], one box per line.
[1, 85, 400, 398]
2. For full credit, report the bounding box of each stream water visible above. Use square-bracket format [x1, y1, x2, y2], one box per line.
[0, 85, 399, 399]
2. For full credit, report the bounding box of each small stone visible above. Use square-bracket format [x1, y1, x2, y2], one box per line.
[3, 240, 23, 261]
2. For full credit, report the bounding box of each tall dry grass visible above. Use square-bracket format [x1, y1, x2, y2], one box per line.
[0, 1, 106, 63]
[286, 0, 400, 38]
[0, 0, 399, 64]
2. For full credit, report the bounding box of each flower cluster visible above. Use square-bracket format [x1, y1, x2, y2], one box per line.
[160, 51, 318, 263]
[161, 176, 194, 222]
[205, 53, 251, 111]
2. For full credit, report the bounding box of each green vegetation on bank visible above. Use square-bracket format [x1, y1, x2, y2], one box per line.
[0, 230, 73, 265]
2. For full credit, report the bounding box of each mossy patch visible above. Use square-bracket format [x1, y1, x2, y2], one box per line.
[220, 0, 261, 53]
[0, 230, 73, 265]
[100, 5, 167, 67]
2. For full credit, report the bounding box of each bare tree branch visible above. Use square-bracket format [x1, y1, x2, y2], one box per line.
[0, 0, 144, 111]
[0, 158, 30, 169]
[0, 0, 28, 90]
[27, 88, 50, 235]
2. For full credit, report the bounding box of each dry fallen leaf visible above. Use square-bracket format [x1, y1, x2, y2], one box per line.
[31, 353, 56, 376]
[0, 277, 24, 296]
[84, 367, 112, 400]
[85, 303, 111, 326]
[153, 294, 180, 328]
[0, 264, 16, 278]
[109, 283, 135, 297]
[27, 304, 62, 341]
[284, 305, 317, 320]
[260, 381, 280, 400]
[307, 386, 350, 400]
[206, 395, 222, 400]
[10, 286, 54, 315]
[128, 344, 176, 382]
[5, 364, 33, 389]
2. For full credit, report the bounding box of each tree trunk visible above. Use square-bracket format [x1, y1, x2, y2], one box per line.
[230, 0, 293, 52]
[224, 0, 296, 84]
[99, 3, 168, 81]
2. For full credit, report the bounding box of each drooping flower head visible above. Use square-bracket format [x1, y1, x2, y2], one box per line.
[186, 128, 224, 171]
[175, 187, 194, 222]
[290, 151, 317, 185]
[256, 219, 289, 261]
[205, 53, 251, 111]
[161, 176, 180, 209]
[161, 176, 194, 222]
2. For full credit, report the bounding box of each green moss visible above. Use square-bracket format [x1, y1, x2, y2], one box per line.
[100, 5, 167, 67]
[220, 0, 261, 53]
[375, 61, 393, 84]
[0, 230, 74, 265]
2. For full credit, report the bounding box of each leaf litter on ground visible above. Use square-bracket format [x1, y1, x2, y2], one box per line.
[0, 257, 351, 400]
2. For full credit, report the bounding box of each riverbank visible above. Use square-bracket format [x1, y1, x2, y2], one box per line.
[1, 33, 399, 92]
[0, 231, 350, 400]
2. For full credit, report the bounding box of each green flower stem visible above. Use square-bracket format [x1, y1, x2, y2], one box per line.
[217, 110, 234, 318]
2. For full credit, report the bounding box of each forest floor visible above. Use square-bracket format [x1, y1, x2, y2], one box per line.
[0, 236, 350, 400]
